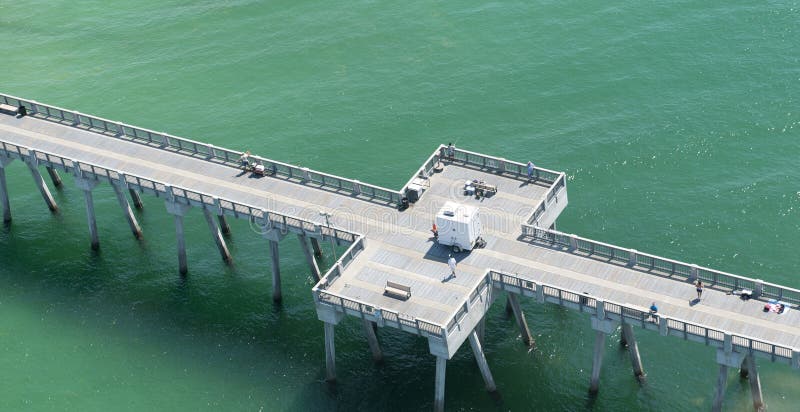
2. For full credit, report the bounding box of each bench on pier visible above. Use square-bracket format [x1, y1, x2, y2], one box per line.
[0, 104, 19, 116]
[384, 281, 411, 300]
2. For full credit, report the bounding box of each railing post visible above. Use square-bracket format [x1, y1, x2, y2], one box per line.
[73, 111, 81, 126]
[627, 249, 638, 267]
[353, 179, 361, 195]
[690, 264, 699, 282]
[302, 167, 311, 182]
[569, 234, 578, 251]
[753, 279, 763, 299]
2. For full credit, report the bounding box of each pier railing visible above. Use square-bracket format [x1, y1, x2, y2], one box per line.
[518, 226, 800, 306]
[0, 140, 364, 243]
[311, 237, 447, 341]
[489, 270, 797, 366]
[0, 92, 402, 206]
[444, 272, 493, 336]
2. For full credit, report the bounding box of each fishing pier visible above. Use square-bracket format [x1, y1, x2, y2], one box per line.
[1, 93, 798, 411]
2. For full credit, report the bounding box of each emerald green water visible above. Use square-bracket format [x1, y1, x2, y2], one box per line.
[1, 1, 798, 410]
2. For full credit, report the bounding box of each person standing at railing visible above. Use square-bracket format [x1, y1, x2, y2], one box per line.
[649, 302, 659, 321]
[526, 161, 535, 179]
[239, 150, 251, 170]
[447, 142, 455, 159]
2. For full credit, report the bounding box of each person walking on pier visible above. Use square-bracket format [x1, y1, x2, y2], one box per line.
[431, 222, 438, 239]
[447, 254, 457, 278]
[695, 279, 704, 300]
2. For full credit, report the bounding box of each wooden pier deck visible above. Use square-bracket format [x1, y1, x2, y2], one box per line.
[1, 93, 797, 411]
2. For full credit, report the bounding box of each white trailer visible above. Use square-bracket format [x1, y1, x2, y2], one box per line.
[435, 201, 484, 253]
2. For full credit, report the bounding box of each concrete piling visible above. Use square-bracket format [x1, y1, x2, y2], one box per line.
[362, 319, 383, 362]
[324, 322, 336, 381]
[434, 356, 447, 412]
[468, 330, 497, 392]
[310, 237, 323, 257]
[589, 330, 607, 394]
[73, 174, 100, 250]
[0, 162, 11, 223]
[269, 239, 281, 303]
[45, 166, 62, 188]
[111, 180, 142, 239]
[507, 293, 533, 346]
[621, 323, 645, 381]
[25, 152, 58, 213]
[298, 233, 321, 282]
[165, 200, 191, 275]
[203, 208, 232, 263]
[128, 188, 144, 209]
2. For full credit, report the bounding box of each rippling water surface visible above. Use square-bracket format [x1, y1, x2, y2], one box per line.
[1, 1, 799, 410]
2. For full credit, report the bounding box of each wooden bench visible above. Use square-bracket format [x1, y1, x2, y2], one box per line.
[0, 104, 19, 116]
[384, 281, 411, 300]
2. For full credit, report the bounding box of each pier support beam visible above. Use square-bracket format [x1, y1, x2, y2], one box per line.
[25, 152, 58, 213]
[128, 188, 144, 210]
[434, 356, 447, 412]
[310, 237, 323, 257]
[324, 322, 337, 382]
[621, 323, 646, 382]
[468, 330, 497, 392]
[298, 233, 321, 282]
[507, 293, 532, 346]
[203, 208, 232, 263]
[0, 156, 13, 223]
[165, 200, 191, 275]
[712, 364, 729, 412]
[111, 179, 142, 239]
[589, 315, 617, 394]
[589, 331, 606, 394]
[713, 335, 746, 412]
[46, 166, 63, 188]
[269, 239, 281, 302]
[362, 319, 383, 362]
[740, 355, 764, 411]
[476, 317, 486, 346]
[217, 214, 231, 235]
[74, 176, 101, 250]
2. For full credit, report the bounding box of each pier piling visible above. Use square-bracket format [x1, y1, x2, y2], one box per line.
[25, 151, 58, 213]
[507, 293, 532, 346]
[434, 356, 447, 412]
[128, 188, 144, 210]
[203, 208, 232, 263]
[362, 319, 383, 362]
[111, 177, 142, 239]
[469, 330, 497, 392]
[74, 175, 101, 250]
[324, 322, 336, 381]
[310, 237, 323, 257]
[621, 323, 645, 382]
[45, 166, 62, 188]
[0, 156, 12, 223]
[165, 199, 191, 275]
[298, 233, 321, 282]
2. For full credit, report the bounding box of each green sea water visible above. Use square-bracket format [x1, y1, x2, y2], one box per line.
[1, 1, 799, 410]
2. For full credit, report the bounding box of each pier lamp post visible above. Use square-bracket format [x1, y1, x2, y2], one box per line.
[319, 211, 337, 261]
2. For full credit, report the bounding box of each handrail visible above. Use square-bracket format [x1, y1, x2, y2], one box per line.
[0, 92, 402, 206]
[0, 140, 360, 242]
[519, 226, 800, 306]
[311, 236, 446, 341]
[489, 270, 797, 364]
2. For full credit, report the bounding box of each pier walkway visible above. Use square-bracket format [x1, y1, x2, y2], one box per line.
[1, 94, 797, 411]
